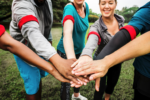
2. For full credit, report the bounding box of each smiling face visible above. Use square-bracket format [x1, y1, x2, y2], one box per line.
[74, 0, 85, 5]
[34, 0, 46, 6]
[99, 0, 117, 18]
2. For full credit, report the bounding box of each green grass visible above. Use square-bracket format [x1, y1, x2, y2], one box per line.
[0, 24, 135, 100]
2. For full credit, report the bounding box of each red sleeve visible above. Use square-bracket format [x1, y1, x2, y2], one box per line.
[18, 15, 39, 30]
[63, 15, 75, 25]
[120, 25, 136, 40]
[0, 25, 5, 37]
[87, 31, 101, 45]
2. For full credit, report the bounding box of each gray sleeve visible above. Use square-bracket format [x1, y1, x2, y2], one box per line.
[13, 3, 56, 60]
[21, 22, 56, 60]
[48, 32, 52, 41]
[81, 34, 98, 58]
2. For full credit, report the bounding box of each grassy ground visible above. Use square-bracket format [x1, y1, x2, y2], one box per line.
[0, 23, 135, 100]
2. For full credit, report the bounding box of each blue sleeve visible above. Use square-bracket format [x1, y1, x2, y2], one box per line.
[62, 5, 74, 20]
[128, 7, 150, 33]
[85, 2, 89, 16]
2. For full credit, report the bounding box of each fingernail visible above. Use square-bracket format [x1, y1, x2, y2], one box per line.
[72, 71, 74, 74]
[97, 87, 99, 91]
[70, 81, 73, 84]
[75, 73, 78, 75]
[85, 79, 88, 82]
[90, 76, 94, 80]
[84, 83, 87, 85]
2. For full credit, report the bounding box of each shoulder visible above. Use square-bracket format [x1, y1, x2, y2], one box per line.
[63, 3, 75, 13]
[12, 0, 34, 11]
[84, 2, 89, 9]
[114, 14, 125, 23]
[89, 18, 101, 31]
[91, 18, 100, 27]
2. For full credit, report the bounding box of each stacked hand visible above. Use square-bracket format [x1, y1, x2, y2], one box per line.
[70, 55, 110, 91]
[49, 54, 89, 86]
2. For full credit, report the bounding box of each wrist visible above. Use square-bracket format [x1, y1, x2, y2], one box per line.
[49, 54, 65, 68]
[103, 55, 114, 68]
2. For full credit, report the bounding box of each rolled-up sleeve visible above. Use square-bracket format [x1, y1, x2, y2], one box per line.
[81, 34, 98, 58]
[81, 22, 101, 58]
[13, 3, 56, 60]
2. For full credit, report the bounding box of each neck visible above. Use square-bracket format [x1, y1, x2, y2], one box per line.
[73, 1, 83, 10]
[102, 14, 115, 24]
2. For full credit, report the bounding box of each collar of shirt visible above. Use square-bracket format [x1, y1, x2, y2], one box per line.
[99, 14, 124, 32]
[30, 0, 38, 7]
[30, 0, 46, 7]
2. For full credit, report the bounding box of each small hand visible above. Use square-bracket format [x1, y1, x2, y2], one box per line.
[71, 55, 93, 74]
[51, 68, 70, 83]
[73, 59, 109, 81]
[70, 76, 90, 88]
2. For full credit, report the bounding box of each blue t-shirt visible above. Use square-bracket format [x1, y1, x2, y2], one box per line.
[57, 2, 89, 54]
[128, 1, 150, 78]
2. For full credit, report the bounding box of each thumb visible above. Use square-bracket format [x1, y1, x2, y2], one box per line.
[71, 60, 79, 68]
[89, 73, 101, 81]
[95, 78, 100, 92]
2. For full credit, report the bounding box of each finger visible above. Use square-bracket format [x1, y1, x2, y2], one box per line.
[78, 77, 89, 83]
[95, 78, 100, 92]
[74, 65, 90, 74]
[62, 78, 70, 83]
[84, 75, 87, 78]
[54, 72, 70, 83]
[89, 73, 102, 81]
[70, 83, 75, 87]
[70, 83, 82, 88]
[68, 76, 81, 85]
[73, 61, 87, 71]
[75, 68, 96, 76]
[71, 60, 79, 68]
[75, 84, 83, 88]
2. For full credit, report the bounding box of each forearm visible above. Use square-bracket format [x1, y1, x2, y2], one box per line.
[95, 26, 139, 60]
[105, 31, 150, 68]
[81, 34, 98, 58]
[63, 36, 76, 59]
[0, 32, 54, 74]
[49, 53, 65, 69]
[21, 22, 57, 60]
[63, 20, 75, 59]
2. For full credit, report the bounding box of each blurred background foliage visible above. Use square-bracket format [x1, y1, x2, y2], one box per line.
[0, 0, 139, 24]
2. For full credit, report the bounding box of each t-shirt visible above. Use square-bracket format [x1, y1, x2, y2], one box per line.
[0, 25, 5, 37]
[57, 2, 89, 54]
[128, 1, 150, 78]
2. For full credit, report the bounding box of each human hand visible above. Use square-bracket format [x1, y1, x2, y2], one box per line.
[72, 59, 109, 82]
[70, 76, 100, 91]
[70, 76, 90, 88]
[71, 55, 93, 76]
[50, 67, 71, 83]
[49, 54, 88, 84]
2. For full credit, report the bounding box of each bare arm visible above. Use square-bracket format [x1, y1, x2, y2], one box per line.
[73, 31, 150, 80]
[0, 31, 69, 82]
[63, 20, 76, 59]
[104, 31, 150, 68]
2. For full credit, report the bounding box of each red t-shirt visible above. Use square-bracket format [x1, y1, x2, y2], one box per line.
[0, 25, 5, 37]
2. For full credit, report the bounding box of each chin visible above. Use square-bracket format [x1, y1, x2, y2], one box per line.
[76, 0, 84, 4]
[102, 13, 113, 18]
